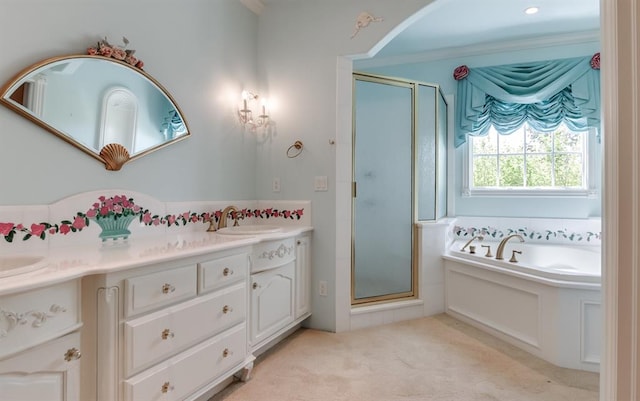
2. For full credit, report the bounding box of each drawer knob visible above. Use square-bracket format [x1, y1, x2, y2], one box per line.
[161, 329, 175, 340]
[162, 283, 175, 294]
[222, 348, 231, 358]
[222, 305, 233, 314]
[161, 382, 173, 393]
[223, 267, 234, 276]
[64, 347, 82, 362]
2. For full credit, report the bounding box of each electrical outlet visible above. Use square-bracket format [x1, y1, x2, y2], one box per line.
[272, 177, 281, 192]
[319, 280, 328, 296]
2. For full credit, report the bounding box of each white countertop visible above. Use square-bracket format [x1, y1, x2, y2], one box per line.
[0, 226, 312, 296]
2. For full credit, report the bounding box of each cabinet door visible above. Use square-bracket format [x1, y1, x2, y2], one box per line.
[0, 331, 81, 401]
[295, 235, 311, 319]
[250, 262, 295, 345]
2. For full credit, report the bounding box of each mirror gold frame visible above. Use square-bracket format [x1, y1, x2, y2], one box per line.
[0, 55, 191, 170]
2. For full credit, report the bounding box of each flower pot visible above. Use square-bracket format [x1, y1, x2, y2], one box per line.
[93, 214, 137, 241]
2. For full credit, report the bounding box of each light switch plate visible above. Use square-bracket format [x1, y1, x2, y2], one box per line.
[272, 177, 281, 192]
[314, 176, 328, 191]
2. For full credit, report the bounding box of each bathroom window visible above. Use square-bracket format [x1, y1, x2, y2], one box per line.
[465, 123, 595, 196]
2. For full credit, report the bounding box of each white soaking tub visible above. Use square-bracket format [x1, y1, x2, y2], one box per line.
[443, 240, 601, 372]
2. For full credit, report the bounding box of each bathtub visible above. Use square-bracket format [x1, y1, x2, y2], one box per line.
[443, 240, 601, 372]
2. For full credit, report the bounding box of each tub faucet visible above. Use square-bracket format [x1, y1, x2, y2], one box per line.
[218, 205, 240, 229]
[460, 235, 484, 252]
[495, 234, 525, 260]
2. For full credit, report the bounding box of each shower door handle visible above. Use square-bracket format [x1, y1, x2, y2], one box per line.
[353, 181, 357, 198]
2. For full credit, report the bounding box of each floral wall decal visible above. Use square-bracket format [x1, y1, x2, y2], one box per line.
[0, 195, 304, 243]
[351, 12, 384, 39]
[453, 225, 601, 243]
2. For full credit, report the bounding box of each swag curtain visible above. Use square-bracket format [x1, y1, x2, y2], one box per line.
[454, 54, 601, 147]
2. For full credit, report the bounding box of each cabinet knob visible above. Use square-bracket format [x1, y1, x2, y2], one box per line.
[161, 382, 173, 393]
[297, 240, 301, 245]
[252, 282, 259, 290]
[64, 347, 82, 362]
[162, 283, 175, 294]
[161, 329, 175, 340]
[222, 348, 231, 358]
[223, 267, 234, 276]
[222, 305, 233, 314]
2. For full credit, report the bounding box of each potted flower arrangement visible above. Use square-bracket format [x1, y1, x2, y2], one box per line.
[85, 195, 146, 241]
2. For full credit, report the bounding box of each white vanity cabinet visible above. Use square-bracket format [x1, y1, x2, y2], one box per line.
[295, 233, 311, 319]
[0, 280, 82, 401]
[249, 234, 312, 353]
[81, 247, 253, 401]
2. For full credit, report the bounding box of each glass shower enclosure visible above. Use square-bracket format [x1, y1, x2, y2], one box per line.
[352, 73, 447, 305]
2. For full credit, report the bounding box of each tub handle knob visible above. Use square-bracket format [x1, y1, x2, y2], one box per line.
[481, 245, 493, 258]
[509, 250, 522, 263]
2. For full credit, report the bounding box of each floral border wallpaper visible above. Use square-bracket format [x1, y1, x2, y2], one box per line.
[0, 195, 304, 243]
[453, 225, 601, 243]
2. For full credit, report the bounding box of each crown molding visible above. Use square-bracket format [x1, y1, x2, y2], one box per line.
[356, 30, 600, 69]
[239, 0, 264, 15]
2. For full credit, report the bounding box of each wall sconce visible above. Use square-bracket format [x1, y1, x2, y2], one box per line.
[238, 90, 269, 130]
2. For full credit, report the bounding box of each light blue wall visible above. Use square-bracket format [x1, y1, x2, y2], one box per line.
[357, 41, 602, 218]
[0, 0, 259, 205]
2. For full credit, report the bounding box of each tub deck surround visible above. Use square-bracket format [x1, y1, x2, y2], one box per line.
[443, 239, 601, 373]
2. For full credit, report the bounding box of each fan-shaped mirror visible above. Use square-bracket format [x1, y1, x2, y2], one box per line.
[0, 55, 190, 170]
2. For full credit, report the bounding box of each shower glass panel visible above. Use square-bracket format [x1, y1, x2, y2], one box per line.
[352, 75, 414, 303]
[417, 83, 448, 220]
[417, 84, 437, 220]
[436, 90, 448, 219]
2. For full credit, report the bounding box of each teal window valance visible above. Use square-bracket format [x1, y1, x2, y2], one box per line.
[454, 54, 601, 147]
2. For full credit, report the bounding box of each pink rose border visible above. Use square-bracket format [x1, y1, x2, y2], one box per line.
[0, 196, 304, 243]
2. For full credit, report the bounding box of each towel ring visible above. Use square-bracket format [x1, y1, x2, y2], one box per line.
[287, 140, 304, 158]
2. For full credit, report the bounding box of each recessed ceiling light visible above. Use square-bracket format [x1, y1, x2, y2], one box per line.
[525, 6, 539, 15]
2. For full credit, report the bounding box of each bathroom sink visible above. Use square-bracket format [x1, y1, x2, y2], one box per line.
[217, 225, 283, 235]
[0, 255, 47, 278]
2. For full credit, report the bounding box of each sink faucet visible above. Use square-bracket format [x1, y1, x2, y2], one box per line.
[218, 205, 240, 229]
[460, 235, 484, 252]
[495, 234, 525, 260]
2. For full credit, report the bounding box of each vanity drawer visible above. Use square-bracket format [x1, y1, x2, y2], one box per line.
[0, 280, 80, 359]
[123, 323, 247, 401]
[251, 238, 296, 273]
[125, 264, 197, 317]
[198, 253, 247, 293]
[124, 283, 246, 376]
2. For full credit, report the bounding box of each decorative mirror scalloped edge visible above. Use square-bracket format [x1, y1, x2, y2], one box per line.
[0, 54, 191, 171]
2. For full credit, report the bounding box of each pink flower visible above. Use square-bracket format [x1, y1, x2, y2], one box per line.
[142, 212, 152, 224]
[59, 224, 71, 235]
[30, 224, 46, 237]
[133, 205, 141, 213]
[136, 60, 144, 69]
[16, 224, 23, 230]
[0, 222, 14, 236]
[72, 216, 86, 230]
[125, 55, 138, 66]
[590, 52, 600, 70]
[167, 215, 176, 225]
[100, 206, 110, 216]
[87, 47, 98, 55]
[49, 228, 56, 234]
[112, 47, 127, 60]
[86, 209, 97, 218]
[99, 45, 113, 58]
[453, 65, 469, 81]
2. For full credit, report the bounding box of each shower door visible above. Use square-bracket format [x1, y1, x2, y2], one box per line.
[352, 74, 415, 304]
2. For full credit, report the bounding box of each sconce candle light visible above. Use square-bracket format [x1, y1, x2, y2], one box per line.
[238, 90, 270, 130]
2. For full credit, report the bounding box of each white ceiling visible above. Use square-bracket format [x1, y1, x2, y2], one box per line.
[375, 0, 600, 58]
[257, 0, 600, 59]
